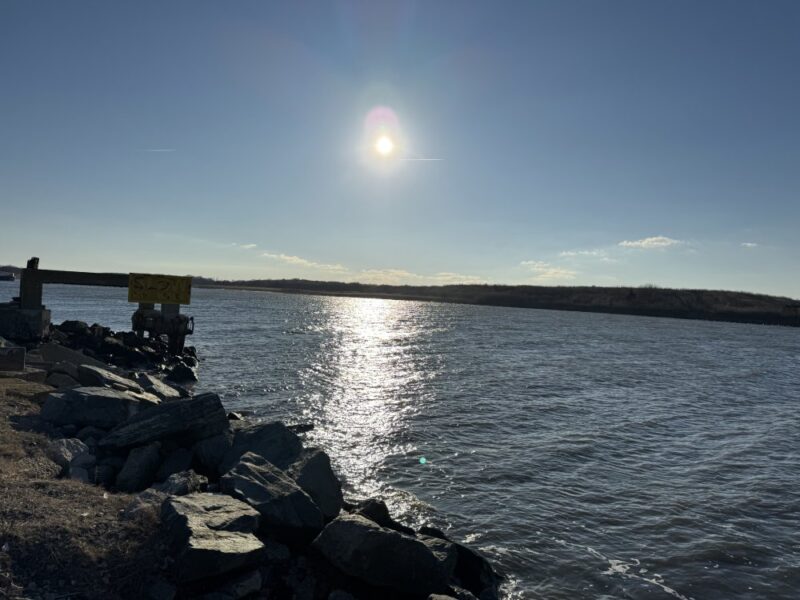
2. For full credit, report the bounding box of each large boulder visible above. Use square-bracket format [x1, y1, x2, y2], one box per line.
[41, 387, 160, 429]
[312, 514, 450, 595]
[116, 442, 162, 492]
[156, 447, 194, 481]
[76, 364, 144, 393]
[352, 498, 415, 536]
[220, 452, 323, 538]
[193, 430, 234, 477]
[220, 421, 303, 473]
[100, 393, 228, 449]
[289, 448, 343, 520]
[44, 372, 79, 389]
[161, 493, 263, 583]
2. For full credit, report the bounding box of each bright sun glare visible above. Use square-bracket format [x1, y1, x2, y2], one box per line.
[375, 135, 395, 157]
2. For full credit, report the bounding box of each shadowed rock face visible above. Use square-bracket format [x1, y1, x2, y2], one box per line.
[220, 421, 303, 473]
[100, 392, 228, 449]
[220, 452, 323, 539]
[41, 386, 161, 429]
[312, 514, 450, 596]
[161, 493, 263, 584]
[116, 442, 162, 492]
[289, 447, 343, 521]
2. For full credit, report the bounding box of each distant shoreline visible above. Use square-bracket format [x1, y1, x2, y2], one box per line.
[195, 281, 800, 328]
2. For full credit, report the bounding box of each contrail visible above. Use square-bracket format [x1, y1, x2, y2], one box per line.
[401, 157, 443, 161]
[143, 148, 177, 152]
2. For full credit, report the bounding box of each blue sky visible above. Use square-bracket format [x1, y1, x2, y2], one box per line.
[1, 1, 798, 297]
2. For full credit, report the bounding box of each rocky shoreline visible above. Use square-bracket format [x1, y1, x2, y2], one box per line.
[0, 321, 502, 600]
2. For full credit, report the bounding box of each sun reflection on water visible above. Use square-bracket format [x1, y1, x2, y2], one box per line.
[300, 297, 437, 513]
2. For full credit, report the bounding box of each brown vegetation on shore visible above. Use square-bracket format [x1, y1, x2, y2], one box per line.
[195, 279, 800, 327]
[0, 378, 164, 599]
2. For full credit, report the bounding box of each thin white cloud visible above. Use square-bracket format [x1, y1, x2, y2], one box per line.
[262, 252, 347, 272]
[741, 242, 759, 248]
[559, 249, 604, 258]
[356, 269, 482, 285]
[520, 260, 577, 282]
[239, 243, 257, 250]
[618, 236, 683, 249]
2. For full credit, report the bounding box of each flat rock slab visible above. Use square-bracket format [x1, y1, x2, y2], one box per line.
[39, 342, 108, 369]
[221, 452, 323, 537]
[76, 364, 144, 393]
[41, 386, 161, 429]
[313, 514, 449, 596]
[100, 392, 228, 449]
[135, 372, 185, 401]
[162, 493, 263, 583]
[220, 421, 303, 473]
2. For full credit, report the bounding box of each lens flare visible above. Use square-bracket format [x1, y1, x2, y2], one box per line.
[375, 135, 394, 157]
[361, 106, 405, 170]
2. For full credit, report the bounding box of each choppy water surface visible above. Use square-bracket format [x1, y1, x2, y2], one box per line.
[4, 281, 799, 599]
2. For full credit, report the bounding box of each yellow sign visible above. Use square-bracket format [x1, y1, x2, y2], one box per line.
[128, 273, 192, 305]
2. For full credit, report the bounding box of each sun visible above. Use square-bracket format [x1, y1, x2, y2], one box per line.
[374, 135, 395, 157]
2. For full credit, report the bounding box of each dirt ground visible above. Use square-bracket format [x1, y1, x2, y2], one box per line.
[0, 378, 165, 600]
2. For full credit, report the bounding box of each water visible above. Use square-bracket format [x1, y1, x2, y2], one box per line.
[3, 281, 799, 599]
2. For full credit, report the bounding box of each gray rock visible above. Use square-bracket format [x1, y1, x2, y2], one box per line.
[41, 386, 160, 429]
[76, 425, 108, 442]
[161, 493, 263, 583]
[39, 342, 108, 370]
[166, 363, 198, 383]
[450, 542, 502, 600]
[135, 373, 185, 401]
[263, 539, 291, 564]
[46, 438, 88, 471]
[353, 498, 415, 536]
[116, 442, 162, 492]
[49, 361, 80, 381]
[100, 393, 228, 449]
[156, 447, 194, 481]
[154, 470, 208, 496]
[76, 364, 144, 393]
[193, 430, 234, 477]
[69, 451, 96, 471]
[60, 424, 79, 437]
[220, 452, 323, 537]
[312, 514, 449, 595]
[428, 596, 458, 600]
[44, 372, 79, 389]
[199, 570, 262, 600]
[420, 535, 459, 581]
[220, 421, 303, 473]
[289, 447, 343, 520]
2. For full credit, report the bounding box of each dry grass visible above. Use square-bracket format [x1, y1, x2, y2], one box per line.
[0, 379, 166, 599]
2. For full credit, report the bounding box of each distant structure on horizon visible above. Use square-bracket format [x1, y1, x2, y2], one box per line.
[0, 271, 15, 282]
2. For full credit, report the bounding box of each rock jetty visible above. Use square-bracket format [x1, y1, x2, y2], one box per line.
[2, 320, 503, 600]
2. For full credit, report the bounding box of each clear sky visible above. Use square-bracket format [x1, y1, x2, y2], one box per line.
[1, 1, 798, 297]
